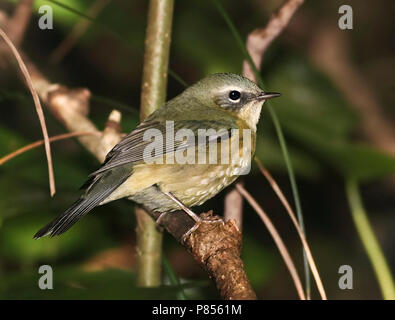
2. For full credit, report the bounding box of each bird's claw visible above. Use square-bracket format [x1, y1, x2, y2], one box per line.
[181, 216, 225, 243]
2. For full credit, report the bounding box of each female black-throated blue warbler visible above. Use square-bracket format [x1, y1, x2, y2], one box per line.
[34, 73, 280, 239]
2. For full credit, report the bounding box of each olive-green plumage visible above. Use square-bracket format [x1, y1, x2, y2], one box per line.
[34, 73, 280, 238]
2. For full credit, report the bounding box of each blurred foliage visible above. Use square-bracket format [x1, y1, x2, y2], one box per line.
[0, 267, 208, 299]
[0, 0, 394, 299]
[265, 56, 395, 181]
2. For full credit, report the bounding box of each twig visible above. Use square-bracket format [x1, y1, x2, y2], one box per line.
[254, 157, 327, 300]
[24, 58, 121, 162]
[242, 0, 304, 81]
[235, 183, 305, 300]
[153, 210, 257, 299]
[135, 0, 174, 287]
[139, 0, 174, 120]
[0, 11, 8, 28]
[0, 131, 100, 165]
[0, 27, 55, 196]
[224, 187, 243, 231]
[4, 0, 33, 46]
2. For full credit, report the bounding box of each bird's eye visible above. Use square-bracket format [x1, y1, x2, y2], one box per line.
[229, 90, 241, 101]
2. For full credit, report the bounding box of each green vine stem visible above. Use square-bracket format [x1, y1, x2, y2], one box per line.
[346, 178, 395, 299]
[136, 0, 174, 287]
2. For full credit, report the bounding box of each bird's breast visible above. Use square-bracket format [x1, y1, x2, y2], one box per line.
[105, 132, 254, 211]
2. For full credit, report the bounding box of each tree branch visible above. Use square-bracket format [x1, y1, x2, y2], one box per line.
[150, 210, 257, 299]
[224, 187, 243, 231]
[135, 0, 175, 287]
[4, 0, 33, 46]
[243, 0, 304, 82]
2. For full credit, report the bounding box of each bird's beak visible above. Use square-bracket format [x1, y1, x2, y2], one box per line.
[256, 92, 281, 101]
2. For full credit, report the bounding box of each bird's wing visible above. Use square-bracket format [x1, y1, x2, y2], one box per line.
[90, 119, 237, 176]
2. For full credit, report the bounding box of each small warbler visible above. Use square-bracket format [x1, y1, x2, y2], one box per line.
[35, 73, 280, 239]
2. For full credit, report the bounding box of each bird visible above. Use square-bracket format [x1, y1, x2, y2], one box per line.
[34, 73, 280, 240]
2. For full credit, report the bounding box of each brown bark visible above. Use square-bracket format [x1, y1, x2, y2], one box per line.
[243, 0, 304, 82]
[152, 210, 256, 300]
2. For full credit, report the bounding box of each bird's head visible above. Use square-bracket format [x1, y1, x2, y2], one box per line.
[184, 73, 280, 130]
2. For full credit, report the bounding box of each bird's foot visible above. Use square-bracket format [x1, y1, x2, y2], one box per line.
[160, 190, 225, 243]
[181, 220, 201, 243]
[181, 214, 225, 243]
[162, 191, 200, 222]
[155, 211, 168, 227]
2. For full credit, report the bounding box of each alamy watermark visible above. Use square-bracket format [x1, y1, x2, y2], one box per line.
[338, 5, 353, 30]
[38, 265, 53, 290]
[38, 5, 53, 30]
[338, 265, 353, 290]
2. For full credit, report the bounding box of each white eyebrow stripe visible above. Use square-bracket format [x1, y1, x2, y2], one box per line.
[218, 86, 243, 93]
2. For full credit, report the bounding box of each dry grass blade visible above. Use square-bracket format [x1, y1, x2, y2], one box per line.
[235, 183, 306, 300]
[254, 157, 327, 300]
[0, 27, 55, 196]
[0, 131, 100, 165]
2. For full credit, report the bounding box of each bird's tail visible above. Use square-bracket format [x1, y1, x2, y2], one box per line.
[34, 165, 133, 239]
[34, 197, 99, 238]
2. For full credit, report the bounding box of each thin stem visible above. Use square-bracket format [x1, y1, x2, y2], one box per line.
[254, 157, 327, 300]
[136, 0, 174, 287]
[0, 131, 99, 165]
[235, 183, 306, 300]
[345, 179, 395, 299]
[0, 27, 55, 196]
[214, 0, 310, 298]
[266, 102, 310, 298]
[135, 207, 164, 287]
